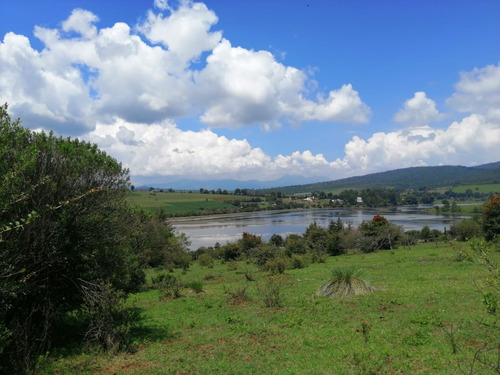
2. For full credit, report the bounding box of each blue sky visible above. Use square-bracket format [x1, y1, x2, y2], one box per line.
[1, 0, 500, 188]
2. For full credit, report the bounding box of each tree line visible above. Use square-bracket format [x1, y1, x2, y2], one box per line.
[191, 198, 498, 273]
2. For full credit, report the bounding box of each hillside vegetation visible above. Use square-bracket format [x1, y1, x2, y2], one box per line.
[258, 163, 500, 195]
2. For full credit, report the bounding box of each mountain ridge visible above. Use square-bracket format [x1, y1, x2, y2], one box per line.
[257, 162, 500, 194]
[134, 162, 500, 192]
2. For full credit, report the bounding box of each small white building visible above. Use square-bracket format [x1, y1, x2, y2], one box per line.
[356, 197, 363, 204]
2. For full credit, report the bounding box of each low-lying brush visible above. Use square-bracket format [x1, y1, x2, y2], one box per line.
[223, 283, 250, 304]
[151, 272, 183, 299]
[257, 277, 283, 308]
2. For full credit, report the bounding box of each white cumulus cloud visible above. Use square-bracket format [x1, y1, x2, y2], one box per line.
[196, 40, 370, 129]
[447, 62, 500, 119]
[0, 31, 95, 134]
[0, 1, 370, 135]
[393, 91, 445, 126]
[85, 118, 340, 182]
[334, 114, 500, 174]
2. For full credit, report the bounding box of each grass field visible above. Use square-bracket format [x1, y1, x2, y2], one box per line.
[39, 242, 499, 374]
[457, 202, 484, 213]
[452, 184, 500, 195]
[127, 191, 259, 214]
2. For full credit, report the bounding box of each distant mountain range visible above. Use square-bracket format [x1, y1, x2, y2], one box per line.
[257, 162, 500, 194]
[134, 162, 500, 193]
[133, 175, 326, 191]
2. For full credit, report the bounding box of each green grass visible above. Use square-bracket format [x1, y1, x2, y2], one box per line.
[457, 203, 484, 213]
[452, 183, 500, 194]
[38, 243, 499, 374]
[127, 191, 251, 214]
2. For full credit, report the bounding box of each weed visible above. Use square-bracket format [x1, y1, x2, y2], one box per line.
[186, 280, 204, 294]
[404, 328, 430, 346]
[349, 350, 390, 375]
[151, 273, 183, 299]
[224, 284, 250, 304]
[243, 267, 256, 281]
[360, 319, 371, 344]
[443, 324, 458, 354]
[409, 313, 443, 328]
[453, 241, 474, 262]
[257, 278, 283, 308]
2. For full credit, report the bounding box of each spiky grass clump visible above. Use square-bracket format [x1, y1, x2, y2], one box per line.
[316, 267, 375, 298]
[187, 280, 204, 294]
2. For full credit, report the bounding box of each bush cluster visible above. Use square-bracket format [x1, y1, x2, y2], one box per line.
[0, 104, 191, 373]
[194, 215, 411, 272]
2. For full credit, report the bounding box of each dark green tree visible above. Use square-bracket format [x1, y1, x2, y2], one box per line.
[358, 215, 403, 252]
[420, 225, 432, 242]
[483, 195, 500, 241]
[0, 104, 145, 372]
[269, 233, 284, 247]
[450, 220, 481, 241]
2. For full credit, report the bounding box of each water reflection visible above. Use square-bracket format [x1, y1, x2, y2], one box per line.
[171, 207, 470, 250]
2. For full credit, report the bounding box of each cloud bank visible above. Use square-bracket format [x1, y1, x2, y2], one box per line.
[87, 110, 500, 183]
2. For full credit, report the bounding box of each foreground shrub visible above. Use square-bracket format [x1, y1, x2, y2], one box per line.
[316, 267, 375, 298]
[257, 278, 283, 308]
[483, 195, 500, 241]
[252, 244, 277, 266]
[198, 253, 214, 268]
[291, 254, 310, 269]
[449, 220, 481, 241]
[224, 284, 250, 304]
[262, 257, 288, 275]
[80, 282, 139, 352]
[152, 273, 183, 299]
[0, 104, 147, 373]
[445, 238, 500, 373]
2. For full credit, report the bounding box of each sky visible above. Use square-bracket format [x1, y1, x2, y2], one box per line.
[1, 0, 500, 188]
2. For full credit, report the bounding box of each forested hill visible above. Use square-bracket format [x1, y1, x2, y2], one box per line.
[258, 162, 500, 194]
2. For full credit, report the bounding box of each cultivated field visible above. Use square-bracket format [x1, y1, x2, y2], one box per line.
[127, 191, 260, 215]
[452, 184, 500, 195]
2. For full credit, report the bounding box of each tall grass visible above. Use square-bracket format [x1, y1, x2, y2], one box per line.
[316, 266, 375, 298]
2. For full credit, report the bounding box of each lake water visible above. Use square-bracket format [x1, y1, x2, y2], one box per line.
[171, 206, 471, 250]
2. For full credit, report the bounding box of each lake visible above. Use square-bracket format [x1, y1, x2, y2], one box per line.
[171, 206, 471, 250]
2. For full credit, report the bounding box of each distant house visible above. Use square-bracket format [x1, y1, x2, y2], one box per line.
[356, 197, 363, 204]
[331, 199, 344, 205]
